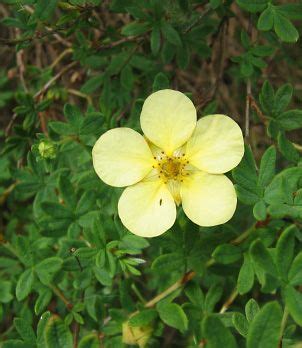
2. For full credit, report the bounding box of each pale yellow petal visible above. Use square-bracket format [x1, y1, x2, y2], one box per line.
[140, 89, 197, 155]
[180, 171, 237, 226]
[185, 114, 244, 174]
[118, 180, 176, 237]
[92, 128, 154, 187]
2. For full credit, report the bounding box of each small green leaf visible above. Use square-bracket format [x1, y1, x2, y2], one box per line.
[245, 299, 260, 322]
[284, 285, 302, 326]
[258, 146, 276, 187]
[204, 283, 223, 313]
[129, 309, 157, 327]
[14, 318, 36, 344]
[257, 7, 274, 31]
[44, 315, 73, 348]
[276, 225, 296, 281]
[35, 257, 63, 285]
[157, 302, 188, 333]
[212, 244, 242, 264]
[247, 302, 282, 348]
[35, 0, 58, 21]
[238, 253, 254, 295]
[161, 22, 182, 47]
[153, 72, 169, 92]
[150, 25, 161, 55]
[232, 312, 249, 337]
[250, 240, 278, 277]
[16, 268, 34, 301]
[203, 315, 237, 348]
[274, 12, 299, 43]
[121, 22, 150, 36]
[0, 280, 13, 303]
[259, 80, 274, 114]
[288, 252, 302, 286]
[273, 83, 293, 114]
[278, 132, 300, 163]
[236, 0, 268, 13]
[253, 200, 267, 221]
[78, 334, 99, 348]
[35, 289, 52, 315]
[277, 109, 302, 130]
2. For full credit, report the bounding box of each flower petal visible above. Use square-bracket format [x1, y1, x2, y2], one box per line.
[140, 89, 197, 155]
[180, 171, 237, 226]
[118, 180, 176, 237]
[92, 128, 154, 187]
[185, 114, 244, 174]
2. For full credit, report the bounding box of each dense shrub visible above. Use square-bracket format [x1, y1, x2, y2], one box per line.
[0, 1, 302, 347]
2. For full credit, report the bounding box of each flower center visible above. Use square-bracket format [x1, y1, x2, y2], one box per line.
[153, 151, 189, 184]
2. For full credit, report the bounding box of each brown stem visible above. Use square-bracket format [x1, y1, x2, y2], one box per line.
[50, 285, 73, 310]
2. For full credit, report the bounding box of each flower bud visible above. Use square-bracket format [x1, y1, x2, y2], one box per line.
[38, 140, 57, 159]
[122, 320, 152, 347]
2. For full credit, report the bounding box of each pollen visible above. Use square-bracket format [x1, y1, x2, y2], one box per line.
[155, 153, 189, 183]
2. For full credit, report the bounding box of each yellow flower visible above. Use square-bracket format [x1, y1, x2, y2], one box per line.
[92, 89, 244, 237]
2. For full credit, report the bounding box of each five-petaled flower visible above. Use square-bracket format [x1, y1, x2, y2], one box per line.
[92, 89, 244, 237]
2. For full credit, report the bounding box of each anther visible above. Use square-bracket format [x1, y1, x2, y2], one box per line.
[161, 151, 164, 154]
[153, 157, 156, 159]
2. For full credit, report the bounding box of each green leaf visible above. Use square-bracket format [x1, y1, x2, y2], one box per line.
[250, 240, 278, 278]
[150, 24, 161, 55]
[37, 312, 51, 348]
[278, 132, 300, 163]
[16, 268, 34, 301]
[253, 200, 267, 221]
[80, 75, 103, 94]
[277, 4, 302, 20]
[212, 244, 242, 264]
[35, 289, 52, 315]
[35, 0, 58, 21]
[80, 113, 104, 135]
[204, 283, 223, 313]
[258, 146, 276, 187]
[247, 301, 282, 348]
[232, 312, 249, 337]
[41, 202, 73, 219]
[153, 72, 169, 92]
[277, 109, 302, 130]
[129, 309, 157, 327]
[284, 285, 302, 326]
[245, 299, 260, 322]
[288, 252, 302, 286]
[259, 80, 274, 114]
[257, 7, 274, 31]
[152, 253, 185, 273]
[276, 225, 296, 281]
[78, 334, 99, 348]
[121, 22, 150, 36]
[157, 302, 188, 333]
[35, 257, 63, 285]
[14, 318, 36, 344]
[48, 121, 74, 135]
[203, 315, 238, 348]
[59, 176, 76, 209]
[184, 282, 204, 308]
[273, 83, 293, 114]
[274, 12, 299, 43]
[0, 280, 13, 303]
[64, 104, 83, 130]
[237, 253, 254, 295]
[44, 315, 73, 348]
[161, 22, 182, 47]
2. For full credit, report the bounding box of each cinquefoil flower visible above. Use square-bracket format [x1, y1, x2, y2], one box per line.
[92, 90, 244, 237]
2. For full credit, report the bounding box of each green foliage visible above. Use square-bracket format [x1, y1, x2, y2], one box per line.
[1, 0, 302, 347]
